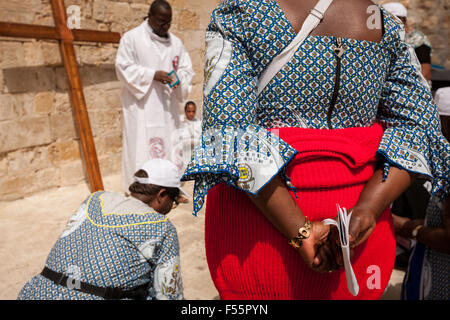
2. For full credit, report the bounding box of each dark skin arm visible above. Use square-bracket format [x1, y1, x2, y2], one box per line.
[246, 163, 416, 271]
[421, 63, 431, 82]
[347, 166, 416, 248]
[314, 165, 416, 270]
[247, 174, 336, 272]
[393, 195, 450, 254]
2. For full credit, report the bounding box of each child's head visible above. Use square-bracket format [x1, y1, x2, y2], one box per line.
[184, 101, 197, 121]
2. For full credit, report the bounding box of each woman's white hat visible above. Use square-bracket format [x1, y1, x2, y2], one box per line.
[383, 2, 408, 18]
[135, 159, 188, 196]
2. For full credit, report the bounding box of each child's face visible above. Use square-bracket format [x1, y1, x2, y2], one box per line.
[185, 104, 196, 121]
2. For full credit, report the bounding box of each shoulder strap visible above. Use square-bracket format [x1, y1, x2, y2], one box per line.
[257, 0, 333, 96]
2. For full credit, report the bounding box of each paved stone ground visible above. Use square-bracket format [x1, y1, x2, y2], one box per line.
[0, 174, 404, 300]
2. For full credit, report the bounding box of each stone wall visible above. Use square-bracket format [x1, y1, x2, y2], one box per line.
[376, 0, 450, 69]
[0, 0, 448, 200]
[0, 0, 220, 200]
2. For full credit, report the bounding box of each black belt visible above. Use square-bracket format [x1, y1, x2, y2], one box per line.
[41, 266, 148, 300]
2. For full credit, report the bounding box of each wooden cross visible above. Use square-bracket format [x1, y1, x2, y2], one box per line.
[0, 0, 122, 192]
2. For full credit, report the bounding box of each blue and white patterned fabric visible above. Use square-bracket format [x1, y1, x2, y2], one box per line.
[17, 191, 183, 300]
[402, 195, 450, 300]
[421, 196, 450, 300]
[182, 0, 450, 216]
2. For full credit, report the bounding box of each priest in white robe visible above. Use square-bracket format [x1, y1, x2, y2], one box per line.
[115, 0, 194, 191]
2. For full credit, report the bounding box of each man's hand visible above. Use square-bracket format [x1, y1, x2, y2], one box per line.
[154, 70, 172, 84]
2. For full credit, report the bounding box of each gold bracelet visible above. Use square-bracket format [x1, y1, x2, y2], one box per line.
[288, 217, 312, 249]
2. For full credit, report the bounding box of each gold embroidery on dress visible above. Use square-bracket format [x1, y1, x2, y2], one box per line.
[161, 264, 182, 295]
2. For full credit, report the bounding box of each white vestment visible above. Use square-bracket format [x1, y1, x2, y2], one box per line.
[115, 21, 194, 190]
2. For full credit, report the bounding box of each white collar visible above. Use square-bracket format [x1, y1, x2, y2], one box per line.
[143, 20, 171, 44]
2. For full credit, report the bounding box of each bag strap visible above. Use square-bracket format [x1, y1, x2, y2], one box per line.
[257, 0, 334, 96]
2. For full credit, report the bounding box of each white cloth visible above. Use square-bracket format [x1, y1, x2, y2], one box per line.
[179, 115, 202, 172]
[435, 87, 450, 116]
[382, 2, 408, 18]
[115, 21, 194, 190]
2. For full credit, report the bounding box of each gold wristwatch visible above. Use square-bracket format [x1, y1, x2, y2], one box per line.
[289, 217, 312, 249]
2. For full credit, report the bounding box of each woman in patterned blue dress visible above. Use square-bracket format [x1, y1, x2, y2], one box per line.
[18, 159, 185, 300]
[395, 102, 450, 300]
[182, 0, 450, 299]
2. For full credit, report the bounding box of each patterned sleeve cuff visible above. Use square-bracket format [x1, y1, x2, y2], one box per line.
[182, 124, 298, 215]
[377, 127, 449, 199]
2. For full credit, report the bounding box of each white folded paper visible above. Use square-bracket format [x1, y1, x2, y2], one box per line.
[323, 205, 359, 296]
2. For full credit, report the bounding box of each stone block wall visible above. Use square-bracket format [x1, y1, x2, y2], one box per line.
[376, 0, 450, 69]
[0, 0, 448, 200]
[0, 0, 220, 200]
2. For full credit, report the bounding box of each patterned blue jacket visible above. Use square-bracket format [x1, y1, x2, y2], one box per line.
[18, 191, 183, 300]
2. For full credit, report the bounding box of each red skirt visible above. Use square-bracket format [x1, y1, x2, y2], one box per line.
[205, 124, 396, 300]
